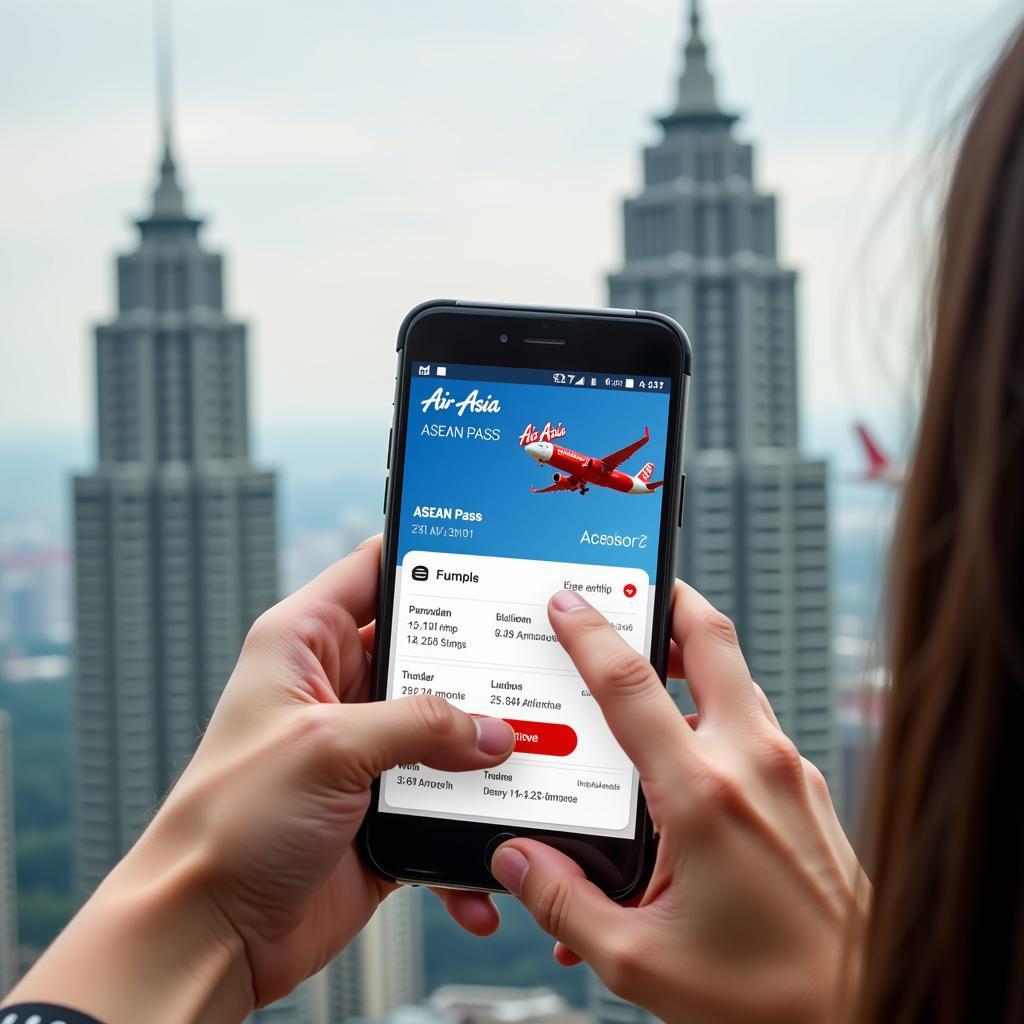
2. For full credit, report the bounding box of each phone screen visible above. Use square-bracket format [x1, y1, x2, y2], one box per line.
[378, 361, 673, 838]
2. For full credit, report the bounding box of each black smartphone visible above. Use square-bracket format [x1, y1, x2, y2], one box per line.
[360, 300, 691, 900]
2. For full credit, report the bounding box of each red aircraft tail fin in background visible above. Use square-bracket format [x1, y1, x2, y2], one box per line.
[855, 423, 889, 478]
[637, 462, 655, 484]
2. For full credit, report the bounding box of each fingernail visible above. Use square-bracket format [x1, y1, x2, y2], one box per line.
[491, 847, 529, 896]
[474, 716, 515, 755]
[552, 590, 589, 613]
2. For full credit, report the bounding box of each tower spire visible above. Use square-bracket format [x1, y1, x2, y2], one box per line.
[689, 0, 703, 42]
[673, 0, 721, 116]
[157, 0, 174, 163]
[150, 0, 187, 219]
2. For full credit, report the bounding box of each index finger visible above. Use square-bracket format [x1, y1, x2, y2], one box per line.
[547, 590, 692, 783]
[671, 581, 762, 728]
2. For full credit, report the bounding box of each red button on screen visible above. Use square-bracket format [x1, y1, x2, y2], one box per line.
[504, 718, 578, 757]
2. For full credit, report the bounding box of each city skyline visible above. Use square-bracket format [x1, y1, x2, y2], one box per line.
[0, 1, 917, 1013]
[0, 0, 983, 1015]
[0, 0, 1014, 454]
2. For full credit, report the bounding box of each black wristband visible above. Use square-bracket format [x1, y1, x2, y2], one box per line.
[0, 1005, 105, 1024]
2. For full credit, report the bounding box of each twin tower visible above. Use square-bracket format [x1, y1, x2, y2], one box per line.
[609, 4, 834, 781]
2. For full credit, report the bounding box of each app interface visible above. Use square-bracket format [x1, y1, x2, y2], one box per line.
[380, 362, 672, 837]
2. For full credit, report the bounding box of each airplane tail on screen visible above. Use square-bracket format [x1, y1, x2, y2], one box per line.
[635, 462, 663, 491]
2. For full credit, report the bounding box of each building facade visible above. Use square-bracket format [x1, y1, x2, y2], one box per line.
[71, 133, 279, 897]
[314, 886, 425, 1022]
[607, 1, 835, 781]
[71, 108, 422, 1024]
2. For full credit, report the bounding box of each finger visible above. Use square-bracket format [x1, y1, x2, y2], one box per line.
[332, 622, 374, 705]
[339, 645, 372, 705]
[548, 591, 693, 782]
[296, 534, 383, 628]
[668, 639, 685, 679]
[671, 581, 762, 727]
[434, 888, 501, 937]
[336, 622, 376, 705]
[554, 942, 583, 967]
[799, 757, 862, 886]
[333, 697, 515, 783]
[753, 682, 781, 729]
[359, 621, 376, 658]
[490, 839, 629, 970]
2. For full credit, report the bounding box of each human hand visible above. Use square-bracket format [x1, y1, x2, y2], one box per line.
[489, 583, 867, 1024]
[8, 537, 514, 1022]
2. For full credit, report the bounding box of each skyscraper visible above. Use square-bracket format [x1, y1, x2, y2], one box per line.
[68, 28, 421, 1023]
[608, 1, 835, 782]
[0, 712, 17, 994]
[359, 886, 425, 1017]
[317, 887, 425, 1022]
[71, 85, 278, 895]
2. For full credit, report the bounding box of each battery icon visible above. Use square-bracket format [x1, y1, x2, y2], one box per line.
[436, 366, 447, 377]
[625, 378, 635, 389]
[590, 377, 597, 386]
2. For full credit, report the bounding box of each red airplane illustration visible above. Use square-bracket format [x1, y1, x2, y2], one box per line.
[525, 427, 663, 495]
[854, 423, 904, 486]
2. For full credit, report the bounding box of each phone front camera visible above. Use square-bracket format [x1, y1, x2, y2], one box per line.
[500, 334, 509, 344]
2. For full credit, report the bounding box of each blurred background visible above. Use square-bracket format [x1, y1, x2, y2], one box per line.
[0, 0, 1017, 1021]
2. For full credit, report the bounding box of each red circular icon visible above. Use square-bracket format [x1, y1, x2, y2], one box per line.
[623, 583, 637, 598]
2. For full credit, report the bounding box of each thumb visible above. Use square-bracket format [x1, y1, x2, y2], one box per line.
[490, 839, 630, 970]
[332, 696, 515, 783]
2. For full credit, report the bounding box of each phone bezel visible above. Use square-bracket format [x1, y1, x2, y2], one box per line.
[360, 301, 691, 901]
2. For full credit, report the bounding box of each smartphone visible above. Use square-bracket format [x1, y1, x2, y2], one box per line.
[360, 300, 691, 900]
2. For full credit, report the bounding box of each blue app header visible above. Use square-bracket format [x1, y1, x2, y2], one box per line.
[395, 366, 672, 577]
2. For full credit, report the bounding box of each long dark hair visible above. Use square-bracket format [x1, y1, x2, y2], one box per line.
[856, 22, 1024, 1023]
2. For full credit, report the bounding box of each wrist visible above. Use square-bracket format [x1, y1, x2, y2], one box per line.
[10, 823, 254, 1024]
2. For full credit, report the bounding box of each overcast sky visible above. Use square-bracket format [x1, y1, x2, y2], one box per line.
[1, 0, 1018, 458]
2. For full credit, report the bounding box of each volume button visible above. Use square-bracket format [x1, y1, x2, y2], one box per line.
[383, 476, 390, 515]
[386, 428, 393, 469]
[678, 473, 687, 528]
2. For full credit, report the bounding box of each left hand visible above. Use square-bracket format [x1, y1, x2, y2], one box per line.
[8, 536, 514, 1022]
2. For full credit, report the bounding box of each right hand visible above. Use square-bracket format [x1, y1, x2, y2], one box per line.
[490, 583, 868, 1024]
